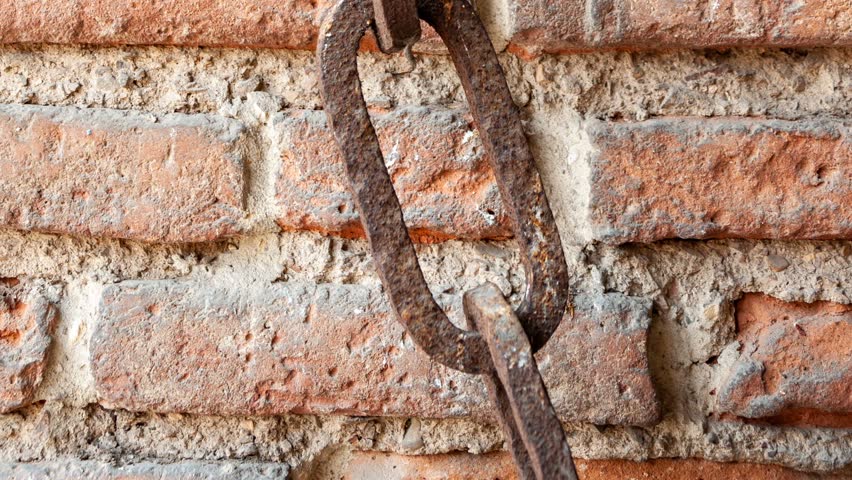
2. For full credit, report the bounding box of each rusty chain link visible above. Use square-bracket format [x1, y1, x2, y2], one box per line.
[372, 0, 421, 53]
[319, 0, 570, 375]
[464, 283, 577, 479]
[318, 0, 576, 477]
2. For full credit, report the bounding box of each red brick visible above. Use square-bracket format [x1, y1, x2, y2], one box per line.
[336, 452, 843, 480]
[572, 458, 846, 480]
[274, 108, 509, 243]
[91, 281, 658, 425]
[0, 0, 444, 52]
[277, 113, 852, 245]
[0, 461, 288, 479]
[0, 279, 57, 413]
[717, 294, 852, 428]
[0, 105, 245, 243]
[0, 0, 317, 49]
[509, 0, 852, 56]
[588, 118, 852, 244]
[338, 452, 517, 480]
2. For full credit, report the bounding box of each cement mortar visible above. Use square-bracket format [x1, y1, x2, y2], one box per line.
[0, 46, 848, 121]
[0, 460, 290, 479]
[0, 401, 848, 473]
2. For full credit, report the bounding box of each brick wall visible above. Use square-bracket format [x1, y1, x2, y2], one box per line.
[0, 0, 850, 478]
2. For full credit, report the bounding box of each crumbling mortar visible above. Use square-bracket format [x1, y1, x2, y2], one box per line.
[0, 46, 849, 121]
[0, 402, 849, 473]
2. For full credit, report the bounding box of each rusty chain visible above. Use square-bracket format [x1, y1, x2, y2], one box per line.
[318, 0, 576, 477]
[464, 283, 577, 479]
[372, 0, 421, 53]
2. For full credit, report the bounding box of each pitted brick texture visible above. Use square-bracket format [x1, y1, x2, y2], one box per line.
[339, 452, 517, 479]
[588, 118, 852, 244]
[0, 0, 320, 49]
[337, 452, 841, 480]
[0, 279, 57, 413]
[3, 0, 850, 53]
[278, 112, 852, 245]
[273, 108, 507, 243]
[717, 294, 852, 428]
[508, 0, 852, 56]
[91, 280, 658, 425]
[0, 105, 246, 243]
[0, 0, 445, 52]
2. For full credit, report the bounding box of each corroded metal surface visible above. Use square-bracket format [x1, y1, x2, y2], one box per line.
[318, 0, 488, 373]
[318, 0, 569, 374]
[372, 0, 421, 53]
[465, 283, 578, 480]
[318, 0, 575, 476]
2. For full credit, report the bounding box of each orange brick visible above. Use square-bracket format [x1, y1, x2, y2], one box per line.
[0, 0, 318, 49]
[509, 0, 852, 56]
[0, 279, 57, 413]
[91, 281, 659, 425]
[337, 452, 844, 480]
[273, 108, 508, 243]
[339, 452, 517, 480]
[0, 105, 245, 243]
[278, 112, 852, 245]
[0, 0, 444, 52]
[588, 118, 852, 244]
[717, 294, 852, 428]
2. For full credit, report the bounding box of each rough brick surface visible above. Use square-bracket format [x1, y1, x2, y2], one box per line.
[276, 112, 852, 245]
[273, 108, 507, 243]
[588, 118, 852, 244]
[338, 452, 841, 480]
[340, 452, 517, 480]
[0, 0, 444, 52]
[91, 280, 658, 425]
[717, 294, 852, 427]
[0, 105, 245, 243]
[509, 0, 852, 56]
[0, 0, 318, 49]
[0, 279, 57, 413]
[0, 461, 288, 479]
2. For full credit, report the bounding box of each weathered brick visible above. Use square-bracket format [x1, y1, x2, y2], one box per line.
[0, 460, 288, 479]
[0, 279, 57, 413]
[337, 452, 842, 480]
[0, 0, 316, 49]
[573, 458, 846, 480]
[338, 452, 517, 480]
[587, 118, 852, 244]
[91, 280, 658, 425]
[509, 0, 852, 56]
[0, 105, 245, 243]
[273, 108, 508, 243]
[717, 294, 852, 428]
[0, 0, 445, 52]
[275, 113, 852, 244]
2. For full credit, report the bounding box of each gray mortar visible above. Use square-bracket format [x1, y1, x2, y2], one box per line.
[0, 46, 849, 121]
[0, 460, 290, 479]
[0, 41, 851, 475]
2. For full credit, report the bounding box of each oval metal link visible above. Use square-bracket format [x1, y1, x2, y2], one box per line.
[318, 0, 570, 374]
